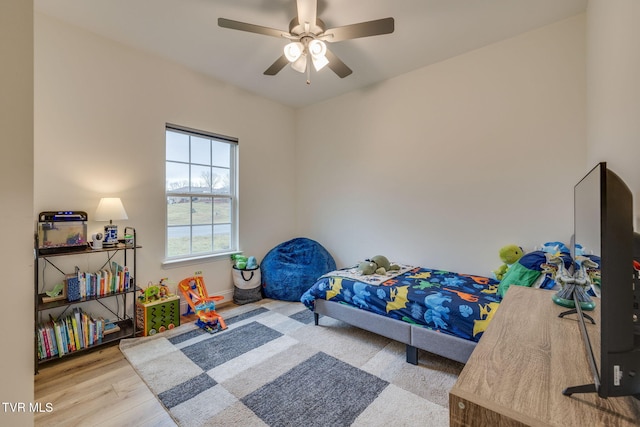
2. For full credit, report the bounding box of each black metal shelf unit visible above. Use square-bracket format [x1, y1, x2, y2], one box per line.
[34, 227, 139, 373]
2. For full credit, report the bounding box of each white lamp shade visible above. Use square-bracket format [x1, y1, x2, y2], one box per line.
[284, 42, 304, 62]
[95, 197, 128, 222]
[312, 54, 329, 71]
[308, 39, 326, 57]
[309, 40, 328, 71]
[291, 54, 307, 73]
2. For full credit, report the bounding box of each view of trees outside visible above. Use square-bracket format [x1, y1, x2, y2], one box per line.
[165, 129, 235, 258]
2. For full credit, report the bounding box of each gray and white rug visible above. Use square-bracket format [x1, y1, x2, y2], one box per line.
[119, 299, 462, 427]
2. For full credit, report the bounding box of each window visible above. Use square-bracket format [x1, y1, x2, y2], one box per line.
[165, 124, 238, 260]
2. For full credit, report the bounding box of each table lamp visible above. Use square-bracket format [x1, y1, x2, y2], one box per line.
[95, 197, 128, 248]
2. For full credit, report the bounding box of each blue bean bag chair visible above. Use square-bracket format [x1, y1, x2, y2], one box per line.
[261, 238, 336, 301]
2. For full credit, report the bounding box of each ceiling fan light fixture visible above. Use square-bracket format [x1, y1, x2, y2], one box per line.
[309, 39, 328, 71]
[311, 54, 329, 71]
[284, 41, 304, 62]
[219, 2, 394, 81]
[291, 54, 307, 73]
[308, 39, 326, 57]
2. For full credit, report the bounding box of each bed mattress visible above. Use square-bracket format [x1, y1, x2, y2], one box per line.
[301, 266, 501, 343]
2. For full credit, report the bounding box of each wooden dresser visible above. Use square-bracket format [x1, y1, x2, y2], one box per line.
[449, 286, 640, 426]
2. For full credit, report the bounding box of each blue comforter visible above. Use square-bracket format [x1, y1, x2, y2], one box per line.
[301, 267, 501, 342]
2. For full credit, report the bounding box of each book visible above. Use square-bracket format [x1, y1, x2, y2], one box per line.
[66, 273, 81, 302]
[53, 319, 65, 357]
[78, 271, 86, 300]
[73, 308, 84, 349]
[97, 270, 103, 296]
[38, 325, 49, 359]
[37, 307, 111, 360]
[111, 261, 124, 292]
[65, 317, 76, 352]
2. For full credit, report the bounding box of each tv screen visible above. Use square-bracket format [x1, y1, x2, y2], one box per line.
[570, 162, 639, 399]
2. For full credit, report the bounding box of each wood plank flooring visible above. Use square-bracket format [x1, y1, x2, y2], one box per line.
[34, 309, 227, 426]
[34, 343, 177, 427]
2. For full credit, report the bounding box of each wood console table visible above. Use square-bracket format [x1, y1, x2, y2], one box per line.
[449, 286, 640, 426]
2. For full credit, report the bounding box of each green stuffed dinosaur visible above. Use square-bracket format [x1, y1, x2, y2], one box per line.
[493, 244, 524, 281]
[358, 255, 401, 275]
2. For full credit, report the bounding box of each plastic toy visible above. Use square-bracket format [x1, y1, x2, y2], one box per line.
[178, 275, 227, 333]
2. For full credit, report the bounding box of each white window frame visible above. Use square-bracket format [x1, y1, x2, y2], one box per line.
[164, 124, 238, 264]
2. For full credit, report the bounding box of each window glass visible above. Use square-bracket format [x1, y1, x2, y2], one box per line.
[166, 131, 189, 162]
[191, 136, 211, 165]
[165, 125, 237, 260]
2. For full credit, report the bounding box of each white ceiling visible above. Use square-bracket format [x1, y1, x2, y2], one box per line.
[34, 0, 587, 108]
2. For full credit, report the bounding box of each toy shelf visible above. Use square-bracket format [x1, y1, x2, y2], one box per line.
[34, 227, 140, 373]
[36, 287, 143, 311]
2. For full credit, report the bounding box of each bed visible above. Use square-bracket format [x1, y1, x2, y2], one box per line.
[300, 265, 501, 364]
[301, 245, 574, 365]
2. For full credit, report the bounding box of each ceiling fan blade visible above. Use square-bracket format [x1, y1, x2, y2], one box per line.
[324, 17, 394, 42]
[264, 54, 290, 76]
[218, 18, 287, 38]
[296, 0, 317, 28]
[325, 49, 352, 78]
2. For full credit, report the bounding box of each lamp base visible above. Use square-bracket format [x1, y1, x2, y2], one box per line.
[104, 224, 118, 247]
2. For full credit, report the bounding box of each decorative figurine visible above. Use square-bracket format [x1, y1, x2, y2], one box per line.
[551, 255, 596, 311]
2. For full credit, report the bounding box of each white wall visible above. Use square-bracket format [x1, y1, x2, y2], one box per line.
[296, 15, 587, 276]
[587, 0, 640, 222]
[1, 2, 34, 425]
[34, 12, 298, 304]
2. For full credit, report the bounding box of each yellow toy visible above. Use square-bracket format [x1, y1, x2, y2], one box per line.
[493, 245, 524, 281]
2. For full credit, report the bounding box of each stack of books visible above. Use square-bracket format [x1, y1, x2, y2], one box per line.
[68, 261, 130, 301]
[36, 308, 112, 360]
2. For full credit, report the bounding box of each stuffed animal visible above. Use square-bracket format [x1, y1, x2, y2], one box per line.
[358, 260, 378, 275]
[246, 256, 258, 269]
[358, 255, 401, 275]
[540, 241, 570, 256]
[493, 245, 524, 281]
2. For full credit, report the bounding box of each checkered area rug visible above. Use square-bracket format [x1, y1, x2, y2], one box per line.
[119, 299, 462, 427]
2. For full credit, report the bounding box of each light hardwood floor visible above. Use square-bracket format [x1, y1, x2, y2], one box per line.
[34, 343, 177, 427]
[34, 309, 224, 426]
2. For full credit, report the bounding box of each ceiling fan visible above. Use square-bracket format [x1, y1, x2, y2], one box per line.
[218, 0, 394, 83]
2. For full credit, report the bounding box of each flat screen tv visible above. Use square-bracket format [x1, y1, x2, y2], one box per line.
[566, 162, 640, 399]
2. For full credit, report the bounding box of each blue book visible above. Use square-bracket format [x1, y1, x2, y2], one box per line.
[66, 274, 81, 301]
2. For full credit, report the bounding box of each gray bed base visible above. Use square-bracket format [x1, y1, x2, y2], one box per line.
[313, 299, 476, 365]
